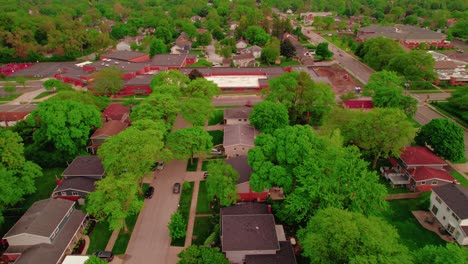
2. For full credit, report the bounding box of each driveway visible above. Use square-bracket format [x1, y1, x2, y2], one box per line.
[205, 40, 223, 64]
[124, 116, 190, 264]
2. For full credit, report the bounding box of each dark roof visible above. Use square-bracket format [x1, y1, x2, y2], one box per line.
[358, 25, 446, 41]
[12, 210, 86, 264]
[245, 241, 297, 264]
[433, 184, 468, 219]
[400, 146, 447, 167]
[62, 156, 105, 177]
[150, 54, 186, 67]
[3, 199, 75, 238]
[462, 226, 468, 236]
[220, 203, 269, 216]
[233, 53, 255, 61]
[102, 103, 130, 122]
[342, 99, 374, 109]
[101, 51, 148, 62]
[434, 61, 458, 69]
[8, 62, 76, 78]
[87, 60, 146, 74]
[222, 214, 279, 251]
[91, 120, 128, 138]
[125, 74, 155, 86]
[54, 177, 98, 193]
[225, 156, 252, 184]
[224, 107, 252, 119]
[178, 67, 286, 77]
[223, 124, 257, 148]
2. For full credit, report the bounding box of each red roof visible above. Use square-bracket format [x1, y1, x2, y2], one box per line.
[91, 120, 128, 138]
[400, 146, 447, 166]
[0, 112, 30, 122]
[342, 100, 374, 109]
[102, 103, 130, 122]
[408, 167, 455, 182]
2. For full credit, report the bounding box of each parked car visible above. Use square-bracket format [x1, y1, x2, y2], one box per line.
[145, 186, 154, 199]
[211, 148, 222, 155]
[156, 161, 165, 171]
[456, 49, 464, 53]
[173, 183, 181, 194]
[203, 172, 209, 180]
[94, 251, 114, 261]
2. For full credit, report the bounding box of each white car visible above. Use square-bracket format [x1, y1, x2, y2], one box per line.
[211, 148, 222, 155]
[156, 161, 164, 171]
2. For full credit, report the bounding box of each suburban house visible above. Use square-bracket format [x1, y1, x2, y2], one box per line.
[240, 45, 262, 59]
[236, 39, 248, 50]
[122, 74, 155, 95]
[232, 53, 257, 67]
[221, 203, 296, 264]
[224, 107, 252, 125]
[342, 99, 374, 110]
[150, 54, 197, 70]
[99, 50, 149, 63]
[62, 156, 105, 180]
[102, 103, 130, 123]
[300, 12, 333, 25]
[1, 199, 87, 264]
[380, 146, 455, 192]
[87, 120, 128, 154]
[0, 112, 30, 127]
[430, 184, 468, 245]
[357, 25, 453, 49]
[171, 32, 192, 54]
[223, 124, 258, 158]
[226, 156, 269, 202]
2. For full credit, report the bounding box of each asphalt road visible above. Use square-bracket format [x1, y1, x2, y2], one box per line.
[301, 27, 374, 84]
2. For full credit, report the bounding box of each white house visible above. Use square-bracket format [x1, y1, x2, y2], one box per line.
[236, 39, 248, 50]
[430, 184, 468, 245]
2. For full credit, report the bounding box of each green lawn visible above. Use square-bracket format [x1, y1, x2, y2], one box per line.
[187, 58, 212, 67]
[0, 94, 21, 101]
[201, 160, 210, 171]
[112, 213, 139, 254]
[450, 171, 468, 187]
[86, 221, 113, 254]
[208, 130, 223, 146]
[33, 91, 53, 99]
[196, 181, 211, 214]
[280, 59, 301, 66]
[409, 118, 422, 128]
[171, 181, 194, 247]
[192, 217, 215, 245]
[430, 102, 468, 128]
[380, 195, 446, 251]
[208, 110, 224, 126]
[409, 90, 443, 94]
[215, 105, 236, 109]
[186, 158, 199, 171]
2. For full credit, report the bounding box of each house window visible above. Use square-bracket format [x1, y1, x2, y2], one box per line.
[452, 213, 459, 222]
[238, 119, 241, 121]
[447, 207, 450, 212]
[421, 181, 426, 185]
[234, 148, 237, 150]
[431, 205, 439, 215]
[435, 196, 442, 204]
[244, 119, 247, 121]
[242, 147, 245, 150]
[431, 180, 438, 185]
[72, 191, 79, 196]
[60, 192, 67, 196]
[447, 224, 455, 233]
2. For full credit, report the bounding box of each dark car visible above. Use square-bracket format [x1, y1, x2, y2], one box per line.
[94, 251, 114, 261]
[203, 172, 209, 180]
[145, 186, 154, 199]
[173, 183, 181, 194]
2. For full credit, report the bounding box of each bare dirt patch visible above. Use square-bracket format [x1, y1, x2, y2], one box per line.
[313, 64, 363, 95]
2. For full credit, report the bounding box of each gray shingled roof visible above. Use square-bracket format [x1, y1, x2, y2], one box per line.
[225, 156, 252, 184]
[101, 51, 148, 61]
[62, 156, 105, 177]
[359, 25, 446, 41]
[245, 241, 297, 264]
[4, 199, 75, 238]
[150, 54, 187, 66]
[224, 107, 252, 119]
[222, 214, 279, 251]
[221, 203, 269, 216]
[433, 184, 468, 219]
[54, 177, 98, 193]
[223, 125, 257, 148]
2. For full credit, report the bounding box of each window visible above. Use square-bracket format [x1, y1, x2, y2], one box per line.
[435, 196, 442, 204]
[242, 147, 245, 150]
[238, 119, 241, 121]
[431, 205, 439, 215]
[447, 224, 455, 233]
[60, 192, 67, 196]
[452, 213, 459, 222]
[72, 192, 79, 196]
[244, 119, 247, 121]
[431, 180, 438, 185]
[234, 148, 237, 150]
[421, 181, 426, 185]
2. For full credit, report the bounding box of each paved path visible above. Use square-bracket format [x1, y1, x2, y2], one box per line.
[184, 180, 200, 247]
[105, 229, 120, 251]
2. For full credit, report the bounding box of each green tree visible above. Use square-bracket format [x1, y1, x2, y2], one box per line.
[413, 243, 468, 264]
[167, 126, 213, 163]
[91, 66, 124, 95]
[387, 50, 437, 89]
[178, 246, 229, 264]
[149, 38, 167, 57]
[355, 36, 405, 70]
[130, 93, 179, 125]
[195, 32, 212, 47]
[168, 211, 186, 239]
[250, 101, 289, 134]
[151, 70, 190, 89]
[298, 208, 412, 264]
[315, 42, 334, 61]
[415, 118, 465, 162]
[42, 79, 73, 93]
[48, 90, 108, 110]
[205, 161, 239, 206]
[366, 71, 418, 118]
[243, 26, 269, 46]
[180, 78, 221, 99]
[261, 37, 280, 65]
[0, 130, 42, 223]
[264, 71, 335, 124]
[84, 256, 108, 264]
[180, 98, 213, 126]
[86, 173, 143, 232]
[280, 38, 296, 59]
[28, 100, 101, 158]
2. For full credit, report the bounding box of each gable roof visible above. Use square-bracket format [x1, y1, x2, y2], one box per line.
[342, 99, 374, 109]
[150, 54, 187, 67]
[91, 120, 128, 139]
[225, 156, 252, 184]
[54, 177, 98, 194]
[233, 53, 255, 61]
[224, 107, 252, 119]
[399, 146, 447, 167]
[101, 51, 148, 62]
[224, 124, 257, 148]
[432, 184, 468, 219]
[221, 203, 269, 216]
[222, 214, 279, 252]
[359, 25, 446, 41]
[102, 103, 130, 122]
[408, 167, 455, 182]
[4, 199, 74, 238]
[245, 241, 297, 264]
[0, 112, 30, 122]
[62, 156, 105, 177]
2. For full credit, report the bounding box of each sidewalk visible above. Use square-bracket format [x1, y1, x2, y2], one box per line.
[105, 229, 121, 251]
[183, 157, 204, 247]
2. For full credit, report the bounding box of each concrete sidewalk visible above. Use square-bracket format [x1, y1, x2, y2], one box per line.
[105, 228, 121, 251]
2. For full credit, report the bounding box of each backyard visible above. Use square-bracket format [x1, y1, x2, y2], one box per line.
[208, 130, 223, 146]
[208, 109, 224, 126]
[196, 181, 211, 214]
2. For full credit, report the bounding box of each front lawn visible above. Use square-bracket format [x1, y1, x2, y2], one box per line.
[208, 130, 223, 146]
[430, 101, 468, 128]
[187, 58, 212, 67]
[192, 217, 215, 245]
[208, 110, 224, 126]
[380, 195, 446, 251]
[112, 213, 139, 254]
[171, 181, 194, 247]
[33, 91, 53, 99]
[186, 158, 199, 171]
[450, 171, 468, 187]
[196, 181, 210, 214]
[86, 221, 113, 254]
[0, 94, 21, 101]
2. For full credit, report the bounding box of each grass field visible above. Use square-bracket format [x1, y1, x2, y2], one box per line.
[450, 171, 468, 187]
[196, 181, 211, 214]
[33, 91, 53, 99]
[86, 221, 113, 254]
[112, 213, 139, 254]
[208, 130, 223, 146]
[192, 217, 215, 245]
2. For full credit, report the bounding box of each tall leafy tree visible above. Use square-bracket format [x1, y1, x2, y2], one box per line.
[42, 79, 73, 93]
[413, 243, 468, 264]
[205, 161, 239, 206]
[298, 208, 412, 264]
[355, 36, 405, 70]
[150, 70, 190, 89]
[180, 98, 213, 126]
[180, 78, 221, 99]
[130, 93, 179, 125]
[167, 126, 213, 163]
[178, 246, 229, 264]
[149, 38, 168, 56]
[168, 211, 186, 239]
[415, 118, 465, 162]
[250, 101, 289, 134]
[91, 66, 124, 95]
[243, 25, 269, 46]
[0, 130, 42, 223]
[387, 50, 437, 89]
[280, 38, 296, 58]
[261, 37, 280, 65]
[315, 42, 334, 61]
